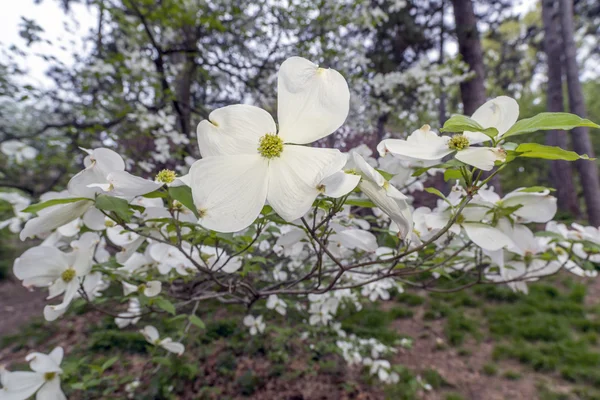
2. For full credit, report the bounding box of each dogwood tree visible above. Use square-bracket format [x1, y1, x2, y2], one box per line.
[1, 56, 599, 398]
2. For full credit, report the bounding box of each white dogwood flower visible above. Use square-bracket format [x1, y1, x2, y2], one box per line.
[378, 124, 506, 171]
[0, 347, 66, 400]
[1, 140, 38, 163]
[191, 56, 350, 232]
[140, 325, 185, 355]
[243, 315, 266, 335]
[13, 232, 99, 321]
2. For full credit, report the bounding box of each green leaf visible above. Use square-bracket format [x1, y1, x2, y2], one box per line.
[440, 114, 499, 138]
[189, 315, 205, 329]
[515, 143, 593, 161]
[375, 169, 394, 181]
[154, 298, 176, 315]
[101, 356, 119, 372]
[425, 187, 445, 198]
[518, 186, 556, 193]
[22, 197, 91, 214]
[503, 113, 600, 139]
[443, 169, 463, 182]
[169, 186, 199, 218]
[95, 195, 133, 222]
[345, 198, 377, 208]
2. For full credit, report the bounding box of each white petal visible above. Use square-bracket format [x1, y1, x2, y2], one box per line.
[466, 96, 519, 143]
[330, 229, 378, 252]
[359, 180, 413, 239]
[159, 338, 185, 355]
[350, 152, 385, 186]
[197, 104, 276, 157]
[26, 352, 62, 373]
[277, 56, 349, 144]
[454, 147, 506, 171]
[43, 305, 68, 322]
[502, 189, 557, 223]
[13, 246, 68, 287]
[319, 171, 361, 198]
[48, 347, 64, 366]
[122, 281, 138, 296]
[190, 155, 269, 232]
[379, 126, 452, 161]
[267, 146, 346, 221]
[107, 171, 163, 197]
[140, 325, 160, 343]
[90, 148, 126, 179]
[463, 222, 514, 251]
[35, 377, 66, 400]
[0, 371, 45, 400]
[82, 207, 107, 230]
[57, 218, 81, 237]
[144, 281, 162, 297]
[20, 200, 92, 241]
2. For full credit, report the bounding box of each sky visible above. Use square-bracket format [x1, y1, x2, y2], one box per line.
[0, 0, 97, 88]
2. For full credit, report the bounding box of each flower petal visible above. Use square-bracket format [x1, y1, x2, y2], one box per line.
[502, 188, 557, 223]
[462, 222, 514, 251]
[190, 155, 269, 232]
[140, 325, 160, 343]
[35, 375, 66, 400]
[159, 338, 185, 355]
[378, 126, 452, 161]
[319, 171, 361, 198]
[267, 146, 346, 221]
[106, 171, 163, 197]
[13, 246, 68, 287]
[26, 352, 62, 373]
[465, 96, 519, 143]
[358, 180, 413, 239]
[197, 105, 276, 157]
[0, 371, 45, 400]
[277, 57, 349, 144]
[20, 200, 92, 241]
[454, 147, 506, 171]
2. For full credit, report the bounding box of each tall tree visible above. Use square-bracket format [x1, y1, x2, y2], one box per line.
[451, 0, 501, 193]
[450, 0, 486, 115]
[559, 0, 600, 225]
[542, 0, 580, 217]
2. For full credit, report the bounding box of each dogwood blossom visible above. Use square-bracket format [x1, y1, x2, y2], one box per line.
[191, 56, 350, 232]
[243, 315, 266, 335]
[140, 325, 185, 355]
[0, 347, 66, 400]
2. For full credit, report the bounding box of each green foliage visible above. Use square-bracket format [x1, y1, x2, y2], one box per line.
[503, 112, 600, 139]
[441, 114, 499, 138]
[515, 143, 593, 161]
[88, 330, 148, 353]
[340, 307, 401, 345]
[95, 195, 133, 222]
[168, 186, 199, 217]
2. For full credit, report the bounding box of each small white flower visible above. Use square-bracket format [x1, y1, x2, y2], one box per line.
[243, 315, 266, 335]
[140, 325, 185, 355]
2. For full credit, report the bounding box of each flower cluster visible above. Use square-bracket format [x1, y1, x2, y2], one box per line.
[1, 56, 599, 396]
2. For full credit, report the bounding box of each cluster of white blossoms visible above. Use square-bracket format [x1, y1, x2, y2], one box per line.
[2, 56, 600, 394]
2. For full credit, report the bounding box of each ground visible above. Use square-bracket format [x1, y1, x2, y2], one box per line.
[1, 274, 600, 400]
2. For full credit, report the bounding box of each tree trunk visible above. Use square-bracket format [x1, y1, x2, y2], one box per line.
[559, 0, 600, 225]
[450, 0, 487, 116]
[542, 0, 581, 217]
[451, 0, 502, 194]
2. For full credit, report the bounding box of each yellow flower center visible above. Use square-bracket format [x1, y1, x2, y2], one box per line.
[155, 169, 176, 184]
[258, 134, 284, 159]
[448, 135, 470, 151]
[137, 284, 147, 294]
[61, 268, 76, 283]
[44, 372, 56, 381]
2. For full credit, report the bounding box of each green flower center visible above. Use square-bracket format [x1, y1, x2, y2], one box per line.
[137, 284, 147, 294]
[448, 135, 470, 151]
[61, 268, 76, 283]
[258, 134, 284, 159]
[455, 213, 465, 225]
[44, 372, 56, 381]
[155, 169, 176, 184]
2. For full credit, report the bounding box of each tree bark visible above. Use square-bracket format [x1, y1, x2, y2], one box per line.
[451, 0, 502, 194]
[542, 0, 581, 217]
[450, 0, 487, 116]
[559, 0, 600, 225]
